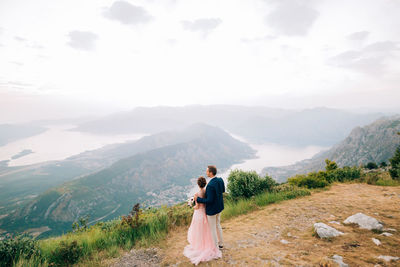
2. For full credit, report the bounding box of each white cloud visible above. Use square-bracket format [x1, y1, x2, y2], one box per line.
[67, 31, 98, 51]
[181, 18, 222, 37]
[103, 1, 152, 25]
[327, 41, 400, 76]
[0, 0, 398, 113]
[346, 31, 369, 41]
[265, 0, 319, 36]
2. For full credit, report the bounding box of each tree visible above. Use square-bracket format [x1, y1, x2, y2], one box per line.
[325, 159, 338, 171]
[380, 161, 387, 168]
[389, 146, 400, 180]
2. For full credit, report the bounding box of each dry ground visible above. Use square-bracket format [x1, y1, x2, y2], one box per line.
[112, 183, 400, 267]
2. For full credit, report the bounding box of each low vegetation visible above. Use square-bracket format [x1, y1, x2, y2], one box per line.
[3, 147, 400, 266]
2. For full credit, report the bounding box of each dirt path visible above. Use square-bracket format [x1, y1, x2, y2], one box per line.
[155, 183, 400, 266]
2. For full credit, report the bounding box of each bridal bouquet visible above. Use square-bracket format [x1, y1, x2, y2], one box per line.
[187, 196, 195, 207]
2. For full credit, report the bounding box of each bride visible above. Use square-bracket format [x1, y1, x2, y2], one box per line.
[183, 176, 222, 265]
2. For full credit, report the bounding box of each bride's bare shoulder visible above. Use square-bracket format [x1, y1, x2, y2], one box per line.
[200, 188, 206, 197]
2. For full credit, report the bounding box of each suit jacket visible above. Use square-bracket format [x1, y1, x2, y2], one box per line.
[196, 177, 225, 216]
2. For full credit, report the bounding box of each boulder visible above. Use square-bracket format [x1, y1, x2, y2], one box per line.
[372, 238, 381, 246]
[380, 232, 393, 237]
[376, 255, 399, 262]
[343, 213, 383, 230]
[332, 255, 348, 267]
[313, 223, 344, 238]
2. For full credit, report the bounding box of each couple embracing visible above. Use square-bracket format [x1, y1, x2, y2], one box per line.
[183, 165, 225, 265]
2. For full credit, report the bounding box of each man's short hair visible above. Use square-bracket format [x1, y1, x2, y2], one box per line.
[208, 165, 217, 176]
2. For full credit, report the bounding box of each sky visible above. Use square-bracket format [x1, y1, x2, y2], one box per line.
[0, 0, 399, 123]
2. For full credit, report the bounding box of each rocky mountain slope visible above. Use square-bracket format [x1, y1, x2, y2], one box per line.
[0, 124, 255, 237]
[263, 116, 400, 182]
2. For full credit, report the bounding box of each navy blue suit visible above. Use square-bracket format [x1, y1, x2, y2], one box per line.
[197, 177, 225, 216]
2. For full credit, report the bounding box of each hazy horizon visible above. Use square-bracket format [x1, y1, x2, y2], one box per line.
[1, 0, 399, 124]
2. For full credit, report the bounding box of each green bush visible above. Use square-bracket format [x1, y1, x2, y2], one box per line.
[227, 169, 277, 199]
[272, 183, 300, 193]
[49, 240, 83, 266]
[288, 160, 361, 189]
[326, 166, 361, 182]
[288, 173, 329, 189]
[375, 179, 400, 186]
[363, 172, 380, 184]
[365, 162, 378, 170]
[389, 146, 400, 180]
[0, 235, 41, 267]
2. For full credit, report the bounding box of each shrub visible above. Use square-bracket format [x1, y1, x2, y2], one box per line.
[49, 240, 83, 266]
[375, 179, 400, 186]
[72, 216, 89, 233]
[288, 173, 329, 189]
[380, 161, 387, 168]
[363, 172, 380, 184]
[120, 203, 142, 229]
[272, 183, 300, 193]
[389, 146, 400, 180]
[365, 162, 378, 170]
[0, 234, 41, 267]
[227, 170, 277, 199]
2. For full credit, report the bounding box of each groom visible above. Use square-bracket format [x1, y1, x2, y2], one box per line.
[195, 165, 225, 249]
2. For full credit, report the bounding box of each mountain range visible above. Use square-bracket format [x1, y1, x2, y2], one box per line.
[0, 124, 255, 237]
[71, 105, 383, 146]
[262, 116, 400, 182]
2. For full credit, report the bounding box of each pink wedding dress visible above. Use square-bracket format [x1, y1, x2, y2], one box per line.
[183, 190, 222, 265]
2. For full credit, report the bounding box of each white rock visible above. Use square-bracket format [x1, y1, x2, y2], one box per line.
[314, 222, 344, 238]
[380, 232, 393, 237]
[383, 228, 397, 232]
[343, 213, 383, 230]
[329, 220, 341, 225]
[377, 255, 399, 262]
[280, 239, 289, 244]
[372, 238, 381, 246]
[332, 255, 348, 267]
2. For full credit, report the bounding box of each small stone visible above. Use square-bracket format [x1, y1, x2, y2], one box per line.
[377, 255, 400, 262]
[332, 255, 348, 267]
[383, 228, 397, 232]
[280, 239, 289, 244]
[314, 222, 344, 238]
[343, 213, 383, 230]
[329, 220, 341, 225]
[380, 232, 393, 237]
[372, 238, 381, 246]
